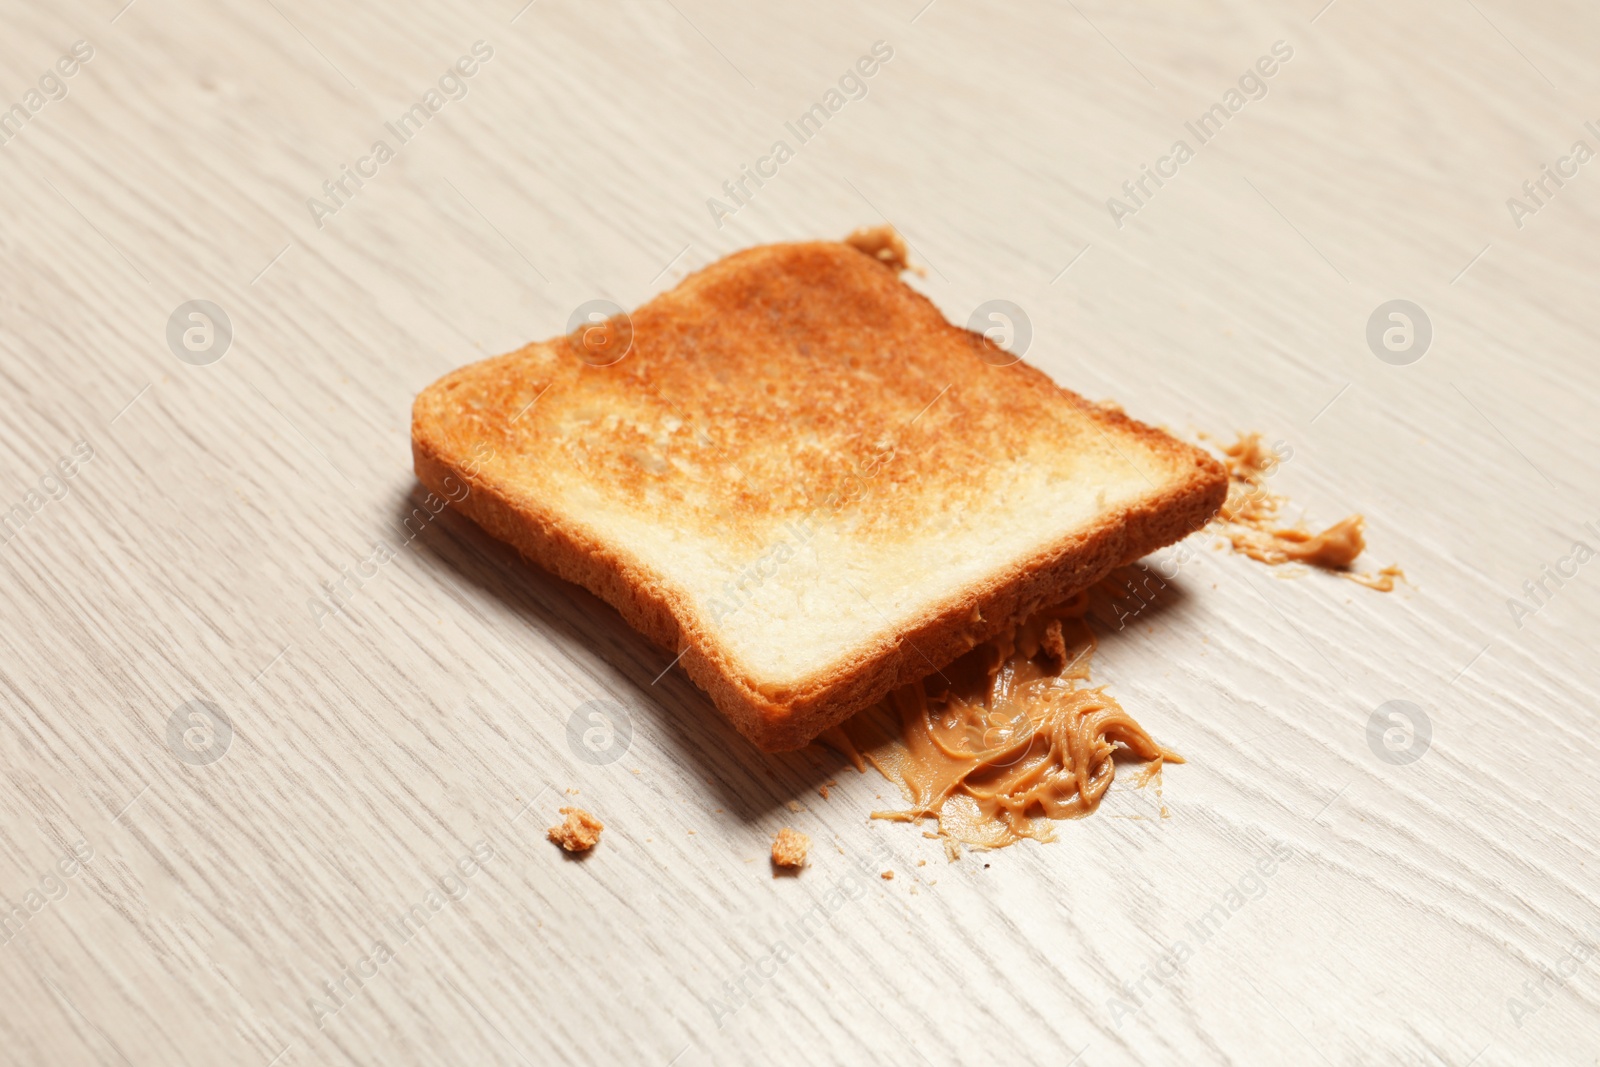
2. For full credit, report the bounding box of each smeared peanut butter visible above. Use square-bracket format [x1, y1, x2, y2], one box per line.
[1209, 432, 1402, 589]
[818, 725, 866, 772]
[826, 594, 1179, 850]
[845, 225, 911, 273]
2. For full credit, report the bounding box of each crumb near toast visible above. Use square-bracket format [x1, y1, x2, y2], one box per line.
[844, 224, 912, 273]
[771, 827, 809, 869]
[548, 807, 604, 852]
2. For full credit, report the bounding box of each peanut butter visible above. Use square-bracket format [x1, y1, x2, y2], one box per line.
[827, 593, 1179, 850]
[1210, 432, 1403, 589]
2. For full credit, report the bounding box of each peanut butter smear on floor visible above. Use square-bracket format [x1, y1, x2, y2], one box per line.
[825, 591, 1179, 850]
[1208, 432, 1404, 591]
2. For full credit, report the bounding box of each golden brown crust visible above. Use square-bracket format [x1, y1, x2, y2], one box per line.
[412, 238, 1226, 752]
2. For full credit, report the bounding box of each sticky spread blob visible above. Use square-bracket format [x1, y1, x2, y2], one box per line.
[1209, 432, 1403, 590]
[828, 593, 1179, 850]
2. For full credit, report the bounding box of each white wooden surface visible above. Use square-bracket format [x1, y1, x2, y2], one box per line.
[2, 0, 1598, 1063]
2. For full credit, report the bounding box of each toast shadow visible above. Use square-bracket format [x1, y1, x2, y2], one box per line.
[401, 494, 842, 819]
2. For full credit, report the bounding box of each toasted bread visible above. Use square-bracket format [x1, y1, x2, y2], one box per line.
[412, 235, 1225, 751]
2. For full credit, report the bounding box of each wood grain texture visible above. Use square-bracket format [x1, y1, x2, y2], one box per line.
[1, 0, 1598, 1064]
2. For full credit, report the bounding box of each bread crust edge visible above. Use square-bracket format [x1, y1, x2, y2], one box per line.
[412, 380, 1225, 753]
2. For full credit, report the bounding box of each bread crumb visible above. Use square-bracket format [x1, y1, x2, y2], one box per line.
[917, 859, 926, 867]
[547, 807, 603, 852]
[844, 225, 911, 273]
[785, 800, 803, 813]
[565, 787, 580, 795]
[771, 827, 809, 869]
[880, 870, 894, 881]
[1040, 618, 1067, 671]
[818, 785, 830, 800]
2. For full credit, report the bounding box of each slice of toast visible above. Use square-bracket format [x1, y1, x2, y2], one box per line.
[412, 234, 1225, 751]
